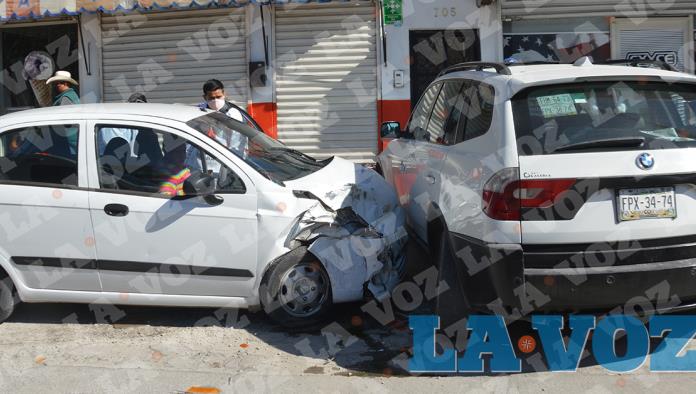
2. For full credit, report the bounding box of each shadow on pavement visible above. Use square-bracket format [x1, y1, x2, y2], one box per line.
[4, 239, 682, 378]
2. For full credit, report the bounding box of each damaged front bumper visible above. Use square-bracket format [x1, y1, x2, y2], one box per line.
[286, 181, 408, 303]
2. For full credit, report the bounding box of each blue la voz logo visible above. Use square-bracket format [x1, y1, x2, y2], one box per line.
[409, 315, 696, 373]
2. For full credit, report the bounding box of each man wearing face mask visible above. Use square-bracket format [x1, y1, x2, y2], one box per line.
[188, 79, 250, 172]
[199, 79, 267, 133]
[199, 79, 246, 122]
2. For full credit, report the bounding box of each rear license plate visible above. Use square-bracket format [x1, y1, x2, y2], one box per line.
[617, 187, 676, 221]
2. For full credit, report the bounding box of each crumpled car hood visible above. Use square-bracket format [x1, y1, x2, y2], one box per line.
[285, 157, 402, 223]
[283, 157, 408, 303]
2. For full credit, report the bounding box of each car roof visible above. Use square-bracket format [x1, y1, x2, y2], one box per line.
[0, 103, 210, 127]
[439, 62, 696, 96]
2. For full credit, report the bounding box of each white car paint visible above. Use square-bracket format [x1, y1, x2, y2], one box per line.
[285, 160, 407, 301]
[378, 58, 696, 313]
[380, 60, 696, 245]
[0, 104, 407, 314]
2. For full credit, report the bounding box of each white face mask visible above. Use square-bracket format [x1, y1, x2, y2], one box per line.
[207, 98, 225, 111]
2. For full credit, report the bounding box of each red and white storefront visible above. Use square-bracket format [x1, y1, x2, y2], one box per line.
[0, 0, 503, 162]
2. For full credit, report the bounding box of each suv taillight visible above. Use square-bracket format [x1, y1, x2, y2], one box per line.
[482, 168, 576, 221]
[482, 168, 521, 220]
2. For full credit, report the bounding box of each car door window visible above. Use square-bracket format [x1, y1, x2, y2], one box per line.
[446, 81, 472, 145]
[0, 124, 79, 186]
[95, 125, 245, 196]
[426, 81, 465, 145]
[460, 82, 496, 142]
[408, 82, 442, 140]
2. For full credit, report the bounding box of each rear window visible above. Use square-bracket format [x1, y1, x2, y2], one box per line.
[512, 81, 696, 155]
[0, 124, 79, 186]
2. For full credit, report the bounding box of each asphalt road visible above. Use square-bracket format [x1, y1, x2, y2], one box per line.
[0, 304, 696, 393]
[1, 246, 696, 392]
[2, 294, 696, 393]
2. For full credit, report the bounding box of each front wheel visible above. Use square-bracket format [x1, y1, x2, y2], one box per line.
[260, 249, 332, 328]
[0, 274, 16, 323]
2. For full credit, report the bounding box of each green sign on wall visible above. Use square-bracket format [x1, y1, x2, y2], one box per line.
[383, 0, 402, 26]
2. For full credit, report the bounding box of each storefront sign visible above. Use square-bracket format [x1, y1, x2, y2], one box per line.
[383, 0, 402, 26]
[626, 51, 678, 66]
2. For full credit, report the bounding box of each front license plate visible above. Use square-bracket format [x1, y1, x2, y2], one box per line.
[617, 187, 676, 221]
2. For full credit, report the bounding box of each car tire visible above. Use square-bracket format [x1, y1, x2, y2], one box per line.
[260, 248, 333, 329]
[0, 273, 16, 323]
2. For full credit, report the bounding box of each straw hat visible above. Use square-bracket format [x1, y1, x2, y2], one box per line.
[46, 70, 78, 86]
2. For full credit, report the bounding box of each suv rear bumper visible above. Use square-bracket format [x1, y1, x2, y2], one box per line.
[448, 232, 696, 313]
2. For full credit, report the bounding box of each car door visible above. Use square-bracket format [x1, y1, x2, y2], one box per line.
[402, 80, 465, 243]
[418, 80, 468, 243]
[85, 120, 258, 297]
[385, 82, 441, 242]
[0, 121, 101, 291]
[439, 80, 499, 240]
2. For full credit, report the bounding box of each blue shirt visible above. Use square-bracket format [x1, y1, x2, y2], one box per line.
[98, 128, 139, 156]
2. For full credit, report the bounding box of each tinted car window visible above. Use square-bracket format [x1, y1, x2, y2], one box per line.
[445, 81, 471, 145]
[426, 81, 465, 145]
[408, 82, 442, 140]
[512, 81, 696, 155]
[96, 125, 245, 196]
[0, 124, 79, 186]
[461, 82, 495, 141]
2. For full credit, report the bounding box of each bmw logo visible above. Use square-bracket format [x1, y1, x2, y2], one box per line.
[636, 153, 655, 170]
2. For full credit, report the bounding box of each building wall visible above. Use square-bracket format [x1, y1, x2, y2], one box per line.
[79, 13, 102, 104]
[503, 17, 611, 64]
[504, 15, 695, 73]
[378, 0, 503, 134]
[3, 1, 506, 158]
[501, 0, 696, 19]
[247, 5, 277, 138]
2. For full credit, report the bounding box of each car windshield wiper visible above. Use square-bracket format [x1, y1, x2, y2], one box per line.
[268, 147, 317, 163]
[551, 137, 646, 153]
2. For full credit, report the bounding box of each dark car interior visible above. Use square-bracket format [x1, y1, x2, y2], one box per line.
[0, 125, 78, 186]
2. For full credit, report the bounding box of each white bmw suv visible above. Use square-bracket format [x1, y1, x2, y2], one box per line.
[378, 58, 696, 321]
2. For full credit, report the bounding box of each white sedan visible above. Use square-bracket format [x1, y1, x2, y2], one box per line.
[0, 104, 407, 327]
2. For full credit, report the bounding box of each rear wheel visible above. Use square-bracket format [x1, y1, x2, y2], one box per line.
[261, 249, 332, 328]
[428, 214, 470, 331]
[0, 273, 16, 323]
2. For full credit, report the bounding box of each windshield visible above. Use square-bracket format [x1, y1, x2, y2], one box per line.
[512, 81, 696, 155]
[186, 112, 329, 183]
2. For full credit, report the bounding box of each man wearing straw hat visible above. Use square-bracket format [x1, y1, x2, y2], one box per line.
[47, 71, 80, 154]
[46, 71, 80, 106]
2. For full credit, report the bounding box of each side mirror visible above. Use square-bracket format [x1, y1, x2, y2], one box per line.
[380, 121, 402, 139]
[183, 173, 215, 195]
[202, 194, 224, 206]
[182, 172, 222, 205]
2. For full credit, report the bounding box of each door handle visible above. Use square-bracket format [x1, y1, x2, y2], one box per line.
[104, 203, 129, 217]
[425, 174, 436, 185]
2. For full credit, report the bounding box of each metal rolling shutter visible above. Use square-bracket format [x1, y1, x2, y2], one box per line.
[611, 18, 693, 73]
[101, 8, 247, 107]
[502, 0, 696, 19]
[619, 29, 686, 71]
[275, 2, 378, 162]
